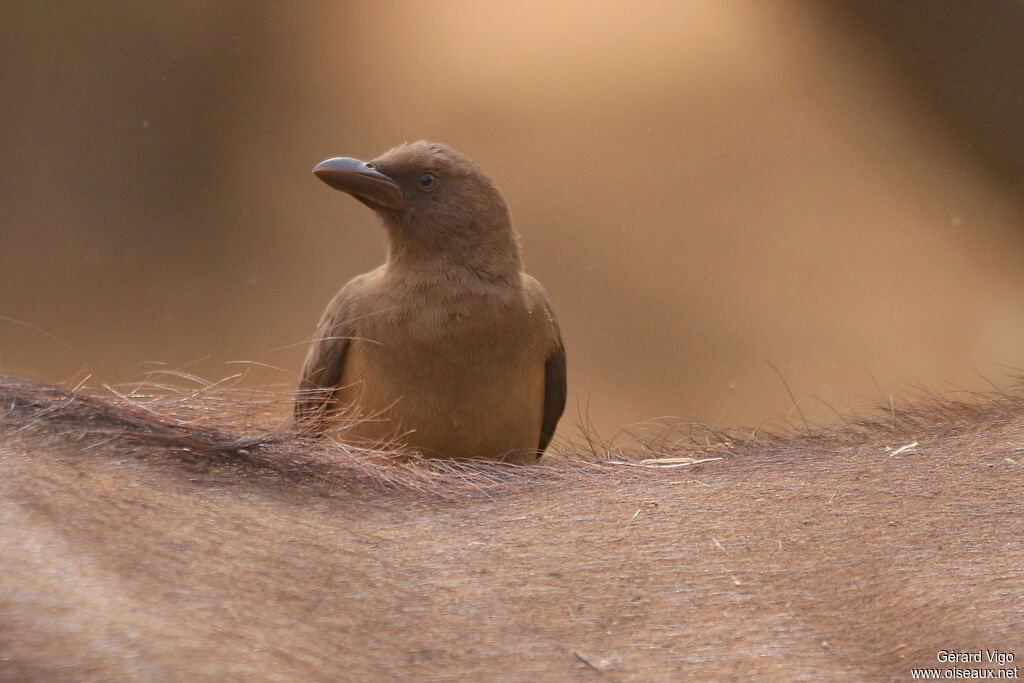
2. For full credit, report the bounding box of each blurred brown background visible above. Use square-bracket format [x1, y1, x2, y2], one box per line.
[2, 1, 1023, 440]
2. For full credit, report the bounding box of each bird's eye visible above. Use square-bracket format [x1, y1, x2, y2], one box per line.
[418, 171, 439, 191]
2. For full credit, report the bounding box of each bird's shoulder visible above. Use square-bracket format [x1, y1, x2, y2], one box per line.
[519, 272, 562, 348]
[519, 273, 554, 316]
[315, 267, 386, 328]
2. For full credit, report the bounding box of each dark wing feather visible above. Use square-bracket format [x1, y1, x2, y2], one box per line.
[538, 301, 567, 453]
[294, 284, 358, 430]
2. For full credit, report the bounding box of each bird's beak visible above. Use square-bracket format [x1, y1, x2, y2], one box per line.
[313, 157, 405, 210]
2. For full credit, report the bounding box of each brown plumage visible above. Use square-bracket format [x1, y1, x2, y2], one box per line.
[295, 141, 566, 462]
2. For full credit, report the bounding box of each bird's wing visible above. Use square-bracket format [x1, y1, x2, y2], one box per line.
[538, 296, 567, 453]
[294, 280, 360, 428]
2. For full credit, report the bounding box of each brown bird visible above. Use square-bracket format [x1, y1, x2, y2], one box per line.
[295, 141, 566, 462]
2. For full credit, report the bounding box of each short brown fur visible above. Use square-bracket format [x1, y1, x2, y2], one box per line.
[1, 375, 1021, 680]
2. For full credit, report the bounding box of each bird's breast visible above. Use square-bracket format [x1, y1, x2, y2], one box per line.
[337, 289, 546, 460]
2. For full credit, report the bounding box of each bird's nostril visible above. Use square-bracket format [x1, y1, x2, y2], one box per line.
[365, 162, 376, 169]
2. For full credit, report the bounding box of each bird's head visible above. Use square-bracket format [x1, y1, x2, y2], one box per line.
[313, 141, 519, 273]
